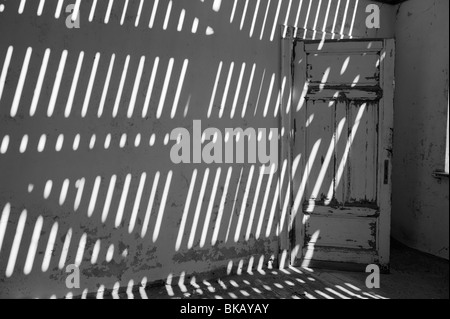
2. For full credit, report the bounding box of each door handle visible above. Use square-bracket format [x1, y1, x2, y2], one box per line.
[293, 119, 297, 143]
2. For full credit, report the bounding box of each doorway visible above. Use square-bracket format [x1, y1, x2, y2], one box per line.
[282, 34, 395, 272]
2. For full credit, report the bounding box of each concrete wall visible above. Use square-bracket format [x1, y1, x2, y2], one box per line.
[392, 0, 449, 260]
[0, 0, 395, 298]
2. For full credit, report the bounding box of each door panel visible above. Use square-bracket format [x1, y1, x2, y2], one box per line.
[292, 39, 395, 271]
[334, 101, 379, 206]
[307, 54, 380, 85]
[346, 102, 379, 205]
[304, 100, 335, 203]
[305, 215, 377, 250]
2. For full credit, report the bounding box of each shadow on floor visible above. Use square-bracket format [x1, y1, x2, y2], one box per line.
[79, 240, 448, 300]
[87, 266, 388, 300]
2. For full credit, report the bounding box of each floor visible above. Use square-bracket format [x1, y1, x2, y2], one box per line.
[88, 240, 449, 300]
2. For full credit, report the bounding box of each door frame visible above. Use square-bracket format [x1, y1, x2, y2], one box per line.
[279, 25, 395, 271]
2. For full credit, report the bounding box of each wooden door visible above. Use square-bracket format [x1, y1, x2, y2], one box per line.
[292, 39, 395, 272]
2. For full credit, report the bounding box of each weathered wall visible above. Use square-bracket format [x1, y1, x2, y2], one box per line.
[392, 0, 449, 260]
[0, 0, 395, 298]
